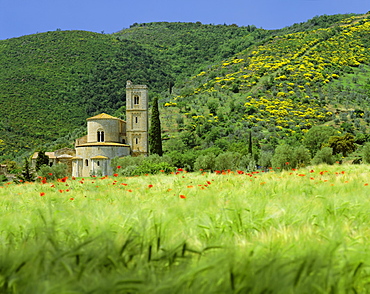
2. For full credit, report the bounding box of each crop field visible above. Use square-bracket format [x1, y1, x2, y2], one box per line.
[1, 165, 370, 293]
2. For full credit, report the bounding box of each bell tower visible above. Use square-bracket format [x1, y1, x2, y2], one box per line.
[125, 81, 149, 156]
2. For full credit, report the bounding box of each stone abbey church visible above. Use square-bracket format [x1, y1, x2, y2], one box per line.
[32, 81, 149, 177]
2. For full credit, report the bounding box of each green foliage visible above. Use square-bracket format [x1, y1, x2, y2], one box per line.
[194, 153, 216, 171]
[0, 31, 169, 160]
[271, 144, 292, 170]
[327, 133, 356, 157]
[149, 97, 163, 156]
[113, 154, 175, 176]
[37, 163, 68, 181]
[312, 147, 336, 165]
[0, 174, 7, 183]
[35, 150, 49, 171]
[258, 151, 273, 169]
[214, 152, 243, 171]
[290, 145, 311, 168]
[272, 145, 311, 169]
[2, 14, 370, 163]
[303, 126, 338, 155]
[16, 157, 36, 183]
[362, 142, 370, 163]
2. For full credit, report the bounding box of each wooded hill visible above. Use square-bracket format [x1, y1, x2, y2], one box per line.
[0, 13, 369, 162]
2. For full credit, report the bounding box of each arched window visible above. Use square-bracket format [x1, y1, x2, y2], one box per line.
[97, 130, 105, 142]
[135, 116, 138, 124]
[85, 159, 89, 166]
[135, 138, 139, 145]
[97, 161, 100, 167]
[134, 95, 139, 105]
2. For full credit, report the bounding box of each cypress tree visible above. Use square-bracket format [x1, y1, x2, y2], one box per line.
[248, 131, 253, 156]
[17, 157, 36, 183]
[35, 150, 49, 171]
[149, 96, 163, 156]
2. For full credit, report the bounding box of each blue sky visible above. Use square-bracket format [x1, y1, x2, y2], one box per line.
[0, 0, 368, 40]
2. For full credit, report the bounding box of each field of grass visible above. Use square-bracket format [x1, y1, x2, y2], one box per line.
[1, 165, 370, 293]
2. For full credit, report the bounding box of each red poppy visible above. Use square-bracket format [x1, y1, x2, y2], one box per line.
[128, 189, 133, 192]
[177, 168, 183, 172]
[207, 181, 211, 185]
[310, 170, 314, 173]
[113, 173, 118, 177]
[50, 184, 55, 188]
[285, 162, 289, 165]
[117, 166, 121, 169]
[48, 173, 53, 176]
[59, 190, 63, 193]
[69, 197, 74, 200]
[41, 177, 47, 184]
[40, 192, 45, 197]
[121, 183, 128, 186]
[148, 184, 153, 188]
[179, 195, 186, 199]
[365, 183, 369, 186]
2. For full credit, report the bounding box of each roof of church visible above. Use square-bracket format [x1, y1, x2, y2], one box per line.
[91, 155, 109, 159]
[75, 142, 130, 147]
[87, 113, 124, 121]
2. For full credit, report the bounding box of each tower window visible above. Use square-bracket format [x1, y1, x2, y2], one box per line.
[135, 116, 138, 124]
[97, 161, 100, 167]
[97, 131, 105, 142]
[135, 138, 139, 144]
[134, 95, 140, 105]
[85, 159, 89, 166]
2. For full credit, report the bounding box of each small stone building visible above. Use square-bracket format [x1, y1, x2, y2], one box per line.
[32, 148, 76, 174]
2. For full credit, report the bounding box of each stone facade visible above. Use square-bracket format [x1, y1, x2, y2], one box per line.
[126, 81, 149, 156]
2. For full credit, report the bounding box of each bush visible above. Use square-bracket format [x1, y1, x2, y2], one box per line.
[214, 152, 242, 171]
[38, 163, 68, 180]
[258, 151, 273, 169]
[167, 150, 199, 171]
[194, 153, 216, 171]
[291, 146, 311, 168]
[239, 154, 256, 171]
[362, 142, 370, 163]
[0, 174, 7, 183]
[112, 155, 175, 176]
[271, 144, 293, 170]
[311, 147, 335, 165]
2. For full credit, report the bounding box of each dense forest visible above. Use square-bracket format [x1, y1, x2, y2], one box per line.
[1, 12, 370, 170]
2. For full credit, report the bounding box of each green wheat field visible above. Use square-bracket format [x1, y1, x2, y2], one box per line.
[1, 165, 370, 293]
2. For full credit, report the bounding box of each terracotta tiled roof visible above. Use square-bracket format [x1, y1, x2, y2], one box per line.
[87, 113, 123, 121]
[75, 142, 129, 147]
[91, 155, 109, 159]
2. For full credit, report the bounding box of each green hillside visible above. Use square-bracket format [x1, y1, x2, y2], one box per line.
[0, 30, 170, 160]
[0, 13, 369, 163]
[159, 13, 370, 154]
